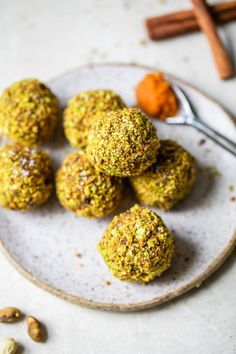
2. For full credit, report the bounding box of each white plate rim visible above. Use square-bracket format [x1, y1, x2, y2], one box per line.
[0, 62, 236, 311]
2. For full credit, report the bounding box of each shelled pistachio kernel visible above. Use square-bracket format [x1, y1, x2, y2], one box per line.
[27, 316, 45, 342]
[98, 204, 174, 283]
[64, 89, 126, 148]
[0, 307, 23, 323]
[87, 108, 160, 176]
[0, 143, 53, 210]
[56, 150, 124, 218]
[0, 78, 59, 145]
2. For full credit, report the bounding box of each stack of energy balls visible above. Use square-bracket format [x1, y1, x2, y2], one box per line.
[0, 79, 58, 210]
[0, 78, 196, 284]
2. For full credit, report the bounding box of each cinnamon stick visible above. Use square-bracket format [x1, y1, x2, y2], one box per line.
[191, 0, 234, 80]
[146, 1, 236, 40]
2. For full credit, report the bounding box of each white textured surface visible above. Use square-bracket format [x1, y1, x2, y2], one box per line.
[1, 64, 236, 309]
[0, 0, 236, 353]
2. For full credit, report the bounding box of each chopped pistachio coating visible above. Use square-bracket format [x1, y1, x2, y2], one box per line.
[64, 90, 126, 148]
[0, 144, 53, 210]
[98, 204, 174, 283]
[0, 79, 59, 145]
[87, 108, 160, 176]
[130, 140, 196, 210]
[56, 151, 124, 218]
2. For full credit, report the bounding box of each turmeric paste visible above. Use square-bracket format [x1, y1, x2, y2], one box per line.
[136, 72, 178, 119]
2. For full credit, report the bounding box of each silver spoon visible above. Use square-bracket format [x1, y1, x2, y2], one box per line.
[164, 81, 236, 156]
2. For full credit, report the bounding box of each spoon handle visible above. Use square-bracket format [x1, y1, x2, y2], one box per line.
[190, 118, 236, 156]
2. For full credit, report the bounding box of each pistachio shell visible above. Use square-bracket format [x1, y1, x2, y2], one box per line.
[0, 337, 18, 354]
[0, 307, 22, 323]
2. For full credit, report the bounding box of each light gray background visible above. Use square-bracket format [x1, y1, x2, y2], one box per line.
[0, 0, 235, 353]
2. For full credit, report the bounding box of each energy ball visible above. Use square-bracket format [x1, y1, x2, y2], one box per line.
[0, 144, 53, 210]
[98, 204, 174, 283]
[56, 151, 124, 218]
[130, 140, 196, 210]
[87, 108, 160, 177]
[0, 79, 59, 145]
[64, 90, 125, 148]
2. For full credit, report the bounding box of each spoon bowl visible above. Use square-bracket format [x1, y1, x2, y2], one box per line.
[164, 81, 236, 156]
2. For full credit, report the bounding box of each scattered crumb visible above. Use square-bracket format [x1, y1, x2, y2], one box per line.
[184, 257, 189, 262]
[104, 280, 111, 286]
[228, 185, 234, 192]
[123, 0, 131, 9]
[99, 52, 108, 60]
[208, 167, 221, 177]
[139, 38, 147, 46]
[198, 138, 206, 146]
[204, 148, 211, 155]
[182, 56, 189, 63]
[195, 282, 202, 288]
[75, 252, 82, 258]
[230, 196, 236, 202]
[128, 60, 137, 66]
[90, 48, 98, 55]
[204, 166, 221, 177]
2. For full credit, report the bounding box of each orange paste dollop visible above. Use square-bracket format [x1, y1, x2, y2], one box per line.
[136, 72, 178, 120]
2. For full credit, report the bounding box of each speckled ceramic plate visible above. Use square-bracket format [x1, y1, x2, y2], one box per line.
[0, 64, 236, 311]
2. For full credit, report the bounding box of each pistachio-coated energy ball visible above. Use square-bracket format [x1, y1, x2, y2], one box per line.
[64, 90, 126, 148]
[0, 144, 53, 210]
[86, 108, 160, 177]
[56, 151, 124, 218]
[0, 79, 59, 145]
[98, 204, 174, 283]
[130, 140, 196, 210]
